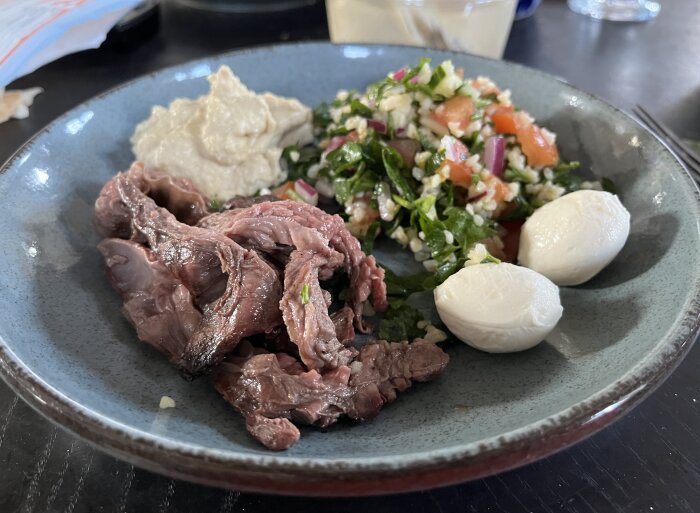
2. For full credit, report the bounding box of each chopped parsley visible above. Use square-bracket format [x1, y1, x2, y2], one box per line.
[208, 198, 222, 212]
[300, 283, 310, 305]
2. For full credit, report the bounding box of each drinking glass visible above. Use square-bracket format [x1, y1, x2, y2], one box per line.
[326, 0, 518, 60]
[567, 0, 660, 21]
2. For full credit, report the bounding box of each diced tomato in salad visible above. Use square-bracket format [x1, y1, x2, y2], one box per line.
[443, 160, 473, 186]
[488, 105, 559, 167]
[272, 181, 295, 200]
[432, 96, 475, 130]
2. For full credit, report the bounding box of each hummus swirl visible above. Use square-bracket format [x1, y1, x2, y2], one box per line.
[131, 66, 313, 199]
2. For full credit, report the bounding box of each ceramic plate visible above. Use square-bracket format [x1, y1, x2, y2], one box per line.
[0, 43, 698, 496]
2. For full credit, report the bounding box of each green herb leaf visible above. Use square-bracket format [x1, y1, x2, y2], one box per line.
[443, 206, 496, 254]
[349, 98, 373, 118]
[440, 181, 456, 208]
[552, 160, 581, 174]
[327, 126, 350, 137]
[382, 266, 436, 296]
[551, 160, 583, 192]
[427, 64, 447, 90]
[466, 131, 485, 154]
[481, 254, 501, 264]
[378, 303, 426, 342]
[382, 146, 417, 200]
[327, 141, 363, 174]
[391, 194, 414, 210]
[402, 57, 431, 85]
[413, 195, 436, 214]
[418, 130, 437, 152]
[498, 193, 534, 221]
[300, 283, 310, 305]
[313, 102, 332, 129]
[361, 221, 381, 254]
[386, 111, 396, 139]
[417, 212, 449, 257]
[361, 133, 385, 166]
[504, 166, 536, 184]
[601, 177, 619, 195]
[282, 144, 323, 182]
[334, 168, 378, 205]
[424, 149, 446, 174]
[367, 80, 390, 104]
[434, 258, 466, 284]
[208, 198, 222, 212]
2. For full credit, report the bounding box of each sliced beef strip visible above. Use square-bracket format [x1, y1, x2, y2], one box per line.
[348, 338, 450, 420]
[246, 414, 300, 451]
[94, 162, 210, 238]
[198, 201, 388, 331]
[97, 238, 202, 362]
[328, 229, 387, 332]
[330, 306, 355, 346]
[199, 204, 378, 371]
[139, 166, 210, 225]
[262, 306, 355, 355]
[211, 352, 354, 450]
[211, 338, 449, 449]
[221, 194, 280, 211]
[280, 249, 357, 370]
[114, 174, 283, 375]
[198, 209, 341, 280]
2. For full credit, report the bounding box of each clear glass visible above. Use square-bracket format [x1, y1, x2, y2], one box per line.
[326, 0, 518, 59]
[567, 0, 660, 21]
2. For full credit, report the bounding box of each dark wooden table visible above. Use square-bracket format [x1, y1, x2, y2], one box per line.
[1, 1, 699, 511]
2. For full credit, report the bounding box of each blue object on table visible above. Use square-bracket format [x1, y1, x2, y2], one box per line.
[515, 0, 542, 19]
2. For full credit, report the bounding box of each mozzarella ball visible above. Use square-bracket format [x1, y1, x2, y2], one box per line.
[518, 190, 630, 286]
[434, 263, 563, 353]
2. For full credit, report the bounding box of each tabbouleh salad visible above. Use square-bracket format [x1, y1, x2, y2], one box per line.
[273, 58, 610, 286]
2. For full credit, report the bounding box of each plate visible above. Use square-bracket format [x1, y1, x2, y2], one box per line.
[0, 43, 698, 496]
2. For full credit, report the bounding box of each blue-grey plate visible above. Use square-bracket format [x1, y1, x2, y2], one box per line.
[0, 43, 698, 496]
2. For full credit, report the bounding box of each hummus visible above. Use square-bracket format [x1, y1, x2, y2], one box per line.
[131, 66, 313, 199]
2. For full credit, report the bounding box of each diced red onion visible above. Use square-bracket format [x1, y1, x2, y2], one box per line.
[483, 136, 506, 176]
[409, 76, 419, 84]
[441, 135, 470, 163]
[326, 135, 348, 153]
[395, 127, 407, 137]
[367, 119, 387, 134]
[294, 179, 319, 206]
[392, 68, 407, 81]
[387, 139, 420, 167]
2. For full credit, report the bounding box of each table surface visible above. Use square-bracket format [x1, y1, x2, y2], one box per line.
[1, 1, 699, 511]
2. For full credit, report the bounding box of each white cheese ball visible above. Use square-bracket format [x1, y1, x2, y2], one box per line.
[434, 263, 563, 353]
[518, 190, 631, 286]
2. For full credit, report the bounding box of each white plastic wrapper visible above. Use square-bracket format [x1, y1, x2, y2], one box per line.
[0, 0, 142, 123]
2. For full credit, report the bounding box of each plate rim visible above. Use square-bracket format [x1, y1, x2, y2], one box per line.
[1, 41, 699, 495]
